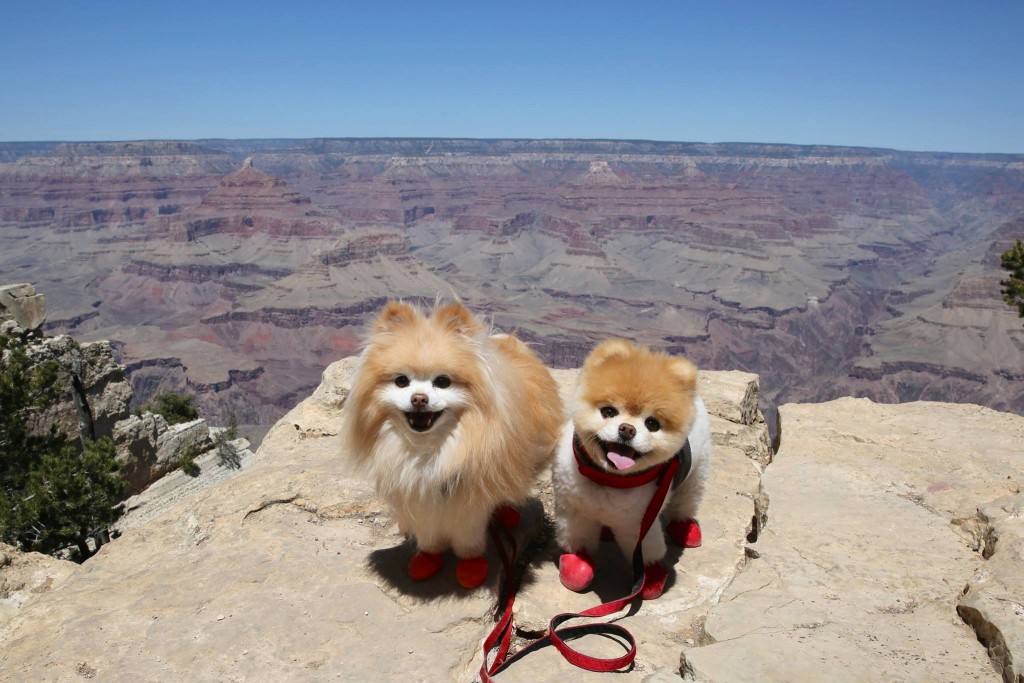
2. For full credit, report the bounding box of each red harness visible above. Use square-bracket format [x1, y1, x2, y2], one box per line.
[572, 435, 668, 488]
[480, 435, 687, 680]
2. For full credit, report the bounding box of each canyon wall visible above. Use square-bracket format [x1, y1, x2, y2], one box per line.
[1, 139, 1021, 427]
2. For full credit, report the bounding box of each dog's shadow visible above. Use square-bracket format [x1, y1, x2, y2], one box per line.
[365, 498, 547, 601]
[365, 502, 692, 609]
[520, 525, 690, 610]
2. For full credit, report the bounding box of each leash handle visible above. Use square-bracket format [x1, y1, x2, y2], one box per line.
[481, 456, 680, 680]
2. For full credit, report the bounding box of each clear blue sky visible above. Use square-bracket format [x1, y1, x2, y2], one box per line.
[1, 1, 1022, 153]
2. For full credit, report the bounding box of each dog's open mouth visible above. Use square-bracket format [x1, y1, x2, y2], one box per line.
[599, 440, 641, 471]
[405, 410, 443, 432]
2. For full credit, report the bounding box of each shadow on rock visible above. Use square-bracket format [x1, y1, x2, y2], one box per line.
[366, 497, 549, 601]
[533, 533, 693, 606]
[366, 539, 501, 600]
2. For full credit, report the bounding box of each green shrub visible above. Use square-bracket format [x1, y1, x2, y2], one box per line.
[1001, 238, 1024, 318]
[1, 335, 127, 561]
[143, 391, 199, 425]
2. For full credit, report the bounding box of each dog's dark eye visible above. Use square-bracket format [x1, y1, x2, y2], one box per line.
[600, 406, 618, 419]
[395, 375, 410, 388]
[432, 375, 452, 389]
[644, 417, 661, 432]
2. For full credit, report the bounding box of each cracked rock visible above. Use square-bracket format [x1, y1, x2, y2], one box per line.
[958, 492, 1024, 683]
[683, 398, 1023, 682]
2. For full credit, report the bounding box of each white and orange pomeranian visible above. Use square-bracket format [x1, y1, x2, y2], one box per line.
[552, 339, 712, 600]
[341, 301, 563, 589]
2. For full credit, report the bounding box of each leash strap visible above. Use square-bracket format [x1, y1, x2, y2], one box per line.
[480, 455, 680, 680]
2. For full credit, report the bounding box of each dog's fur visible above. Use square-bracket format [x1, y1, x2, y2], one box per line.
[553, 339, 712, 568]
[341, 301, 563, 560]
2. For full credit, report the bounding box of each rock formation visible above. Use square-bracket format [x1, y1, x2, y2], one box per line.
[1, 358, 1019, 681]
[24, 334, 133, 448]
[1, 285, 243, 500]
[0, 283, 46, 334]
[113, 413, 212, 495]
[2, 139, 1021, 430]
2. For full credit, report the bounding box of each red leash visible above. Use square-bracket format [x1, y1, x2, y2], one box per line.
[480, 455, 680, 680]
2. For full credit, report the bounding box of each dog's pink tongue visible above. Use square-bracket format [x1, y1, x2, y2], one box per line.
[606, 447, 636, 470]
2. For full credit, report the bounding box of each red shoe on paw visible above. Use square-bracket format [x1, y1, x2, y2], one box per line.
[642, 563, 668, 600]
[558, 550, 595, 592]
[494, 505, 521, 529]
[455, 556, 489, 589]
[408, 551, 443, 581]
[667, 518, 702, 548]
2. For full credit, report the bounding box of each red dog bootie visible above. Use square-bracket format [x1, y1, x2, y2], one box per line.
[408, 551, 444, 581]
[667, 518, 702, 548]
[558, 549, 595, 592]
[642, 563, 668, 600]
[456, 556, 489, 589]
[494, 505, 521, 530]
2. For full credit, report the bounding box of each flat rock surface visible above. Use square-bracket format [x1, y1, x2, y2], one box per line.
[0, 544, 76, 626]
[682, 398, 1024, 682]
[2, 370, 1021, 682]
[0, 359, 506, 681]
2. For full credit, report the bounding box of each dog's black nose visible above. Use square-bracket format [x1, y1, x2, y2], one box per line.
[618, 423, 636, 441]
[411, 393, 429, 408]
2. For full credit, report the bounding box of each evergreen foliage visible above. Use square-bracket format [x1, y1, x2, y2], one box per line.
[0, 334, 126, 561]
[1001, 239, 1024, 318]
[144, 391, 199, 425]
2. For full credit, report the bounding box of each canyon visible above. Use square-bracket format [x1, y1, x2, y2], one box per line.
[1, 139, 1022, 429]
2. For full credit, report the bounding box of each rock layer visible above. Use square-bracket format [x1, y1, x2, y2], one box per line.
[2, 139, 1022, 429]
[3, 359, 1019, 681]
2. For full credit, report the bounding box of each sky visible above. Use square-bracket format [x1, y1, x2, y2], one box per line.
[1, 1, 1022, 153]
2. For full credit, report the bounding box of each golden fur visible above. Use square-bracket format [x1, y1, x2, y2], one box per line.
[575, 339, 698, 455]
[553, 338, 712, 565]
[341, 301, 563, 557]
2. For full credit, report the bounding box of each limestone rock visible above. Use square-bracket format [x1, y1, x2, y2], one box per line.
[113, 413, 212, 495]
[697, 371, 760, 427]
[25, 335, 133, 446]
[0, 544, 76, 626]
[2, 364, 1021, 682]
[682, 398, 1023, 682]
[958, 493, 1024, 683]
[114, 437, 256, 532]
[0, 283, 45, 332]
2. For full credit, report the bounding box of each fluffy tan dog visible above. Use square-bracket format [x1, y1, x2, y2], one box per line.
[552, 339, 712, 599]
[341, 301, 562, 588]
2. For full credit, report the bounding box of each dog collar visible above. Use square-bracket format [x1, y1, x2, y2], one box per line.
[573, 434, 688, 489]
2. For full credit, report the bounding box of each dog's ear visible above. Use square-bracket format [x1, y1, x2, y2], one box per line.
[374, 301, 418, 333]
[584, 339, 634, 370]
[666, 356, 698, 392]
[433, 302, 482, 335]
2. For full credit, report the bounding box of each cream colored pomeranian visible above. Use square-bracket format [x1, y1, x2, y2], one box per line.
[341, 301, 563, 589]
[552, 339, 712, 600]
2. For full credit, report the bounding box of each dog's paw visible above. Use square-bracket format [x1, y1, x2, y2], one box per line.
[408, 551, 444, 581]
[667, 518, 702, 548]
[455, 556, 489, 589]
[559, 550, 595, 592]
[494, 505, 521, 530]
[641, 563, 668, 600]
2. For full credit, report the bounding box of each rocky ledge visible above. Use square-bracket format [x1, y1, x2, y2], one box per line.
[0, 359, 1020, 682]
